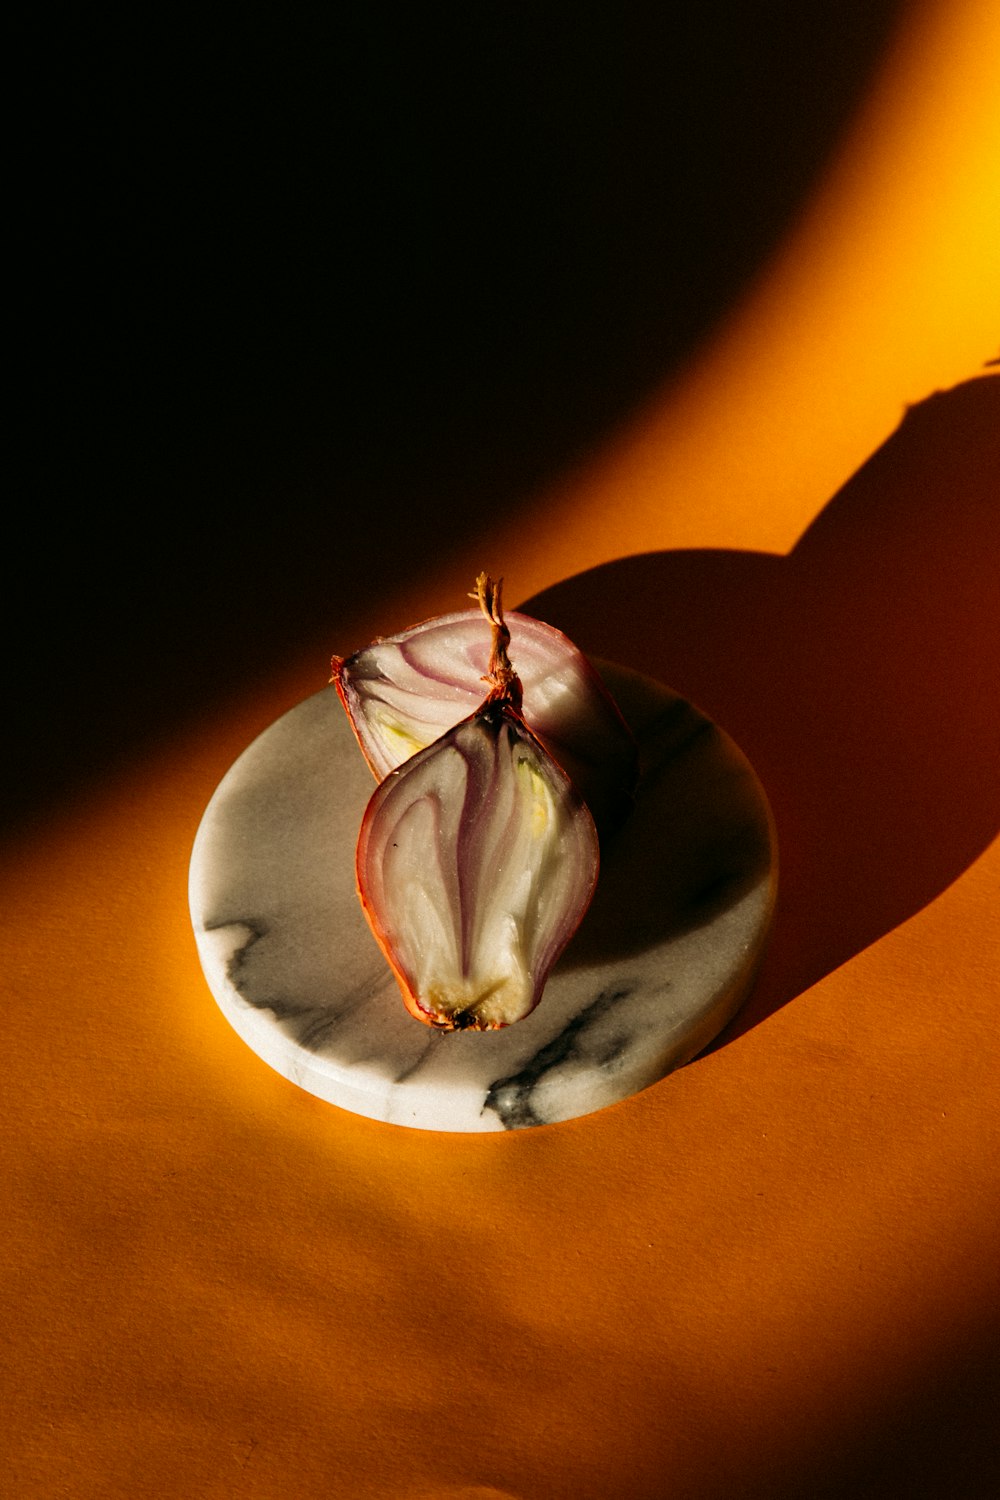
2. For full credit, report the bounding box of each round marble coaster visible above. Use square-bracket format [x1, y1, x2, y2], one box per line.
[189, 664, 777, 1131]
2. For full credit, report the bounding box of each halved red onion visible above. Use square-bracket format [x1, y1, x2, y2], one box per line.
[355, 699, 599, 1031]
[331, 601, 636, 833]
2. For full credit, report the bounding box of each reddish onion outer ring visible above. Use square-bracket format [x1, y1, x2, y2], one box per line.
[354, 697, 600, 1031]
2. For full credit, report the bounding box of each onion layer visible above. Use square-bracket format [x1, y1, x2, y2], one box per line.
[331, 598, 636, 834]
[355, 698, 599, 1031]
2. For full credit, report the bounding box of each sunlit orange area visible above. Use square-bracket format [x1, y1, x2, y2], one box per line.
[5, 1, 999, 1498]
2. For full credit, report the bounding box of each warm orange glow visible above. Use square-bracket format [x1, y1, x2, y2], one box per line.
[5, 2, 999, 1497]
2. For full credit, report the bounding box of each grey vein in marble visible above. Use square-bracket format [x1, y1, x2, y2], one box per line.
[189, 663, 777, 1130]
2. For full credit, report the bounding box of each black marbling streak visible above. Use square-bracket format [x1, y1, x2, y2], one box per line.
[294, 968, 393, 1051]
[483, 986, 634, 1129]
[221, 918, 268, 994]
[209, 915, 388, 1050]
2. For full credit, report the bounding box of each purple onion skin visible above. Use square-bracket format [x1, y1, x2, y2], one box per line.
[355, 699, 600, 1031]
[332, 609, 636, 836]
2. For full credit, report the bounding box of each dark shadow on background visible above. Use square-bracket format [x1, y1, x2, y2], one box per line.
[691, 1310, 999, 1499]
[9, 1, 903, 835]
[794, 1322, 1000, 1500]
[523, 374, 1000, 1033]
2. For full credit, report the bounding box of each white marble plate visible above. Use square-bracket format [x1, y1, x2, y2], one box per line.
[189, 664, 777, 1131]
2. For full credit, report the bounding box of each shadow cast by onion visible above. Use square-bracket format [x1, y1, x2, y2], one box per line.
[190, 375, 997, 1126]
[524, 373, 1000, 1048]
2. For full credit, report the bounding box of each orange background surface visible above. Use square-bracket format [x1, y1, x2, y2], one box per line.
[6, 2, 999, 1496]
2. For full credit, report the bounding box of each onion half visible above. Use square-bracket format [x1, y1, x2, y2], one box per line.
[355, 698, 599, 1031]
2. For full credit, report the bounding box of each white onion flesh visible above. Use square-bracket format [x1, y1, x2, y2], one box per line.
[332, 609, 636, 833]
[355, 701, 599, 1030]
